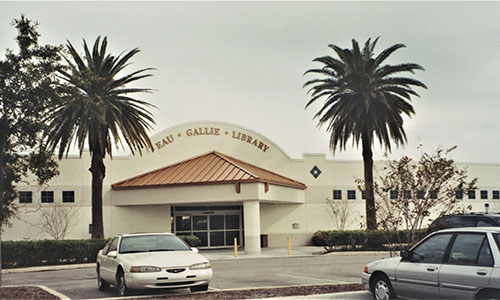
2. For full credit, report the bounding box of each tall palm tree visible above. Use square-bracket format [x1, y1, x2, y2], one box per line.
[46, 37, 156, 238]
[304, 38, 426, 230]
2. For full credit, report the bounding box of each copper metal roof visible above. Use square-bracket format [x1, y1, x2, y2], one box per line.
[111, 151, 306, 190]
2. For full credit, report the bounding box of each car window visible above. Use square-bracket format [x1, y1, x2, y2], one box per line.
[477, 239, 494, 267]
[411, 233, 453, 263]
[102, 237, 118, 255]
[119, 235, 191, 254]
[493, 233, 500, 251]
[477, 219, 496, 227]
[447, 233, 491, 266]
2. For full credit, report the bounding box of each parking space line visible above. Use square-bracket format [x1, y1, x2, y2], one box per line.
[276, 274, 346, 283]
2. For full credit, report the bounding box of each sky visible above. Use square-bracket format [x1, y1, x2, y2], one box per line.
[1, 1, 500, 164]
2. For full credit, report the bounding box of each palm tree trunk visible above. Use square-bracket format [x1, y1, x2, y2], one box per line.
[362, 135, 377, 230]
[90, 152, 105, 239]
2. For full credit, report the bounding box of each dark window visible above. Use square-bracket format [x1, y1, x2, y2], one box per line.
[404, 190, 411, 199]
[19, 191, 32, 203]
[333, 190, 342, 200]
[468, 190, 476, 200]
[410, 233, 453, 263]
[481, 190, 488, 200]
[456, 190, 464, 199]
[493, 190, 500, 199]
[62, 191, 75, 203]
[417, 190, 425, 199]
[347, 190, 356, 200]
[41, 191, 54, 203]
[361, 191, 366, 199]
[430, 190, 438, 199]
[390, 190, 398, 200]
[447, 233, 493, 267]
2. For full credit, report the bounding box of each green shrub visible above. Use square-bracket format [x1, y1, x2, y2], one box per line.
[178, 235, 201, 247]
[2, 239, 109, 268]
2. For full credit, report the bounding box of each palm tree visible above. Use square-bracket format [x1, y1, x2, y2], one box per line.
[46, 37, 156, 238]
[304, 38, 426, 230]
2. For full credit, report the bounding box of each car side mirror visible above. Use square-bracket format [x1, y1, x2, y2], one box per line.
[107, 250, 117, 258]
[191, 247, 199, 253]
[400, 250, 410, 260]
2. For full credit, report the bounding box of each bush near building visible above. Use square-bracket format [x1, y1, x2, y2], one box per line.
[311, 229, 426, 251]
[2, 239, 108, 268]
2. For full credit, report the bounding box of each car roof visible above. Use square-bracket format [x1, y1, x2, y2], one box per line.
[436, 227, 500, 234]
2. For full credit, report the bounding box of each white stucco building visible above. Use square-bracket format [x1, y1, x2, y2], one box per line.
[7, 121, 500, 254]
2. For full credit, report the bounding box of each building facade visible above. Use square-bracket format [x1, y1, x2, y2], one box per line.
[7, 121, 500, 254]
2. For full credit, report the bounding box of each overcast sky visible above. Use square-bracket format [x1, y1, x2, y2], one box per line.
[2, 1, 500, 164]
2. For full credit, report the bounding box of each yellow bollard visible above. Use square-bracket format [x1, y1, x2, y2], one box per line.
[234, 237, 238, 258]
[287, 236, 291, 256]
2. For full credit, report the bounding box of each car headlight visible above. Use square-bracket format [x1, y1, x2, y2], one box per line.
[190, 262, 212, 270]
[129, 266, 162, 273]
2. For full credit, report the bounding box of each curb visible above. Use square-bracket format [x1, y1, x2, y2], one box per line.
[1, 263, 94, 274]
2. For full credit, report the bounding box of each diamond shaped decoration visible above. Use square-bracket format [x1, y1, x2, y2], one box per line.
[310, 165, 322, 179]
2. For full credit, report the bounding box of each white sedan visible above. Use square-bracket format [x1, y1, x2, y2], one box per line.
[96, 233, 213, 296]
[361, 227, 500, 300]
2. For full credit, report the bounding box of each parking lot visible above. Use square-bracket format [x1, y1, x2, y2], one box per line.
[3, 250, 388, 299]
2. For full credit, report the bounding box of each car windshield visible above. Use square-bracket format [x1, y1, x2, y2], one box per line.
[119, 235, 191, 254]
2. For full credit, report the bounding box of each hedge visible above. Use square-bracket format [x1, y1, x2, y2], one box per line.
[2, 239, 109, 268]
[311, 229, 427, 251]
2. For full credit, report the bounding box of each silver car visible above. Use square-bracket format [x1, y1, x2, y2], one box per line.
[362, 227, 500, 299]
[96, 233, 212, 296]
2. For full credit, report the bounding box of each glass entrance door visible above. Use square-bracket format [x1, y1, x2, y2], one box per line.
[173, 208, 242, 248]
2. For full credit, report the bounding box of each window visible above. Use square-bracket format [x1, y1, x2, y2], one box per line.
[430, 190, 438, 199]
[468, 190, 476, 200]
[62, 191, 75, 203]
[347, 190, 356, 200]
[404, 190, 411, 199]
[361, 191, 366, 199]
[390, 190, 398, 200]
[481, 190, 488, 200]
[19, 191, 32, 203]
[41, 191, 54, 203]
[333, 190, 342, 200]
[416, 190, 425, 199]
[456, 190, 464, 199]
[493, 190, 500, 199]
[448, 233, 492, 267]
[410, 233, 453, 263]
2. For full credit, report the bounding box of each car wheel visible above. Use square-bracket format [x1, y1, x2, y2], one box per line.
[117, 271, 130, 297]
[373, 275, 396, 300]
[190, 284, 209, 292]
[97, 267, 110, 291]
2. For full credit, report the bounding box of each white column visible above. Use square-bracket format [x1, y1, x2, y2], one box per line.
[243, 200, 261, 255]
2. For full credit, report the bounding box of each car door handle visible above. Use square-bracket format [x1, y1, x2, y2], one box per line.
[427, 267, 437, 272]
[477, 270, 488, 276]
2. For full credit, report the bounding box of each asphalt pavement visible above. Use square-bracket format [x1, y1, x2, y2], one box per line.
[3, 246, 385, 300]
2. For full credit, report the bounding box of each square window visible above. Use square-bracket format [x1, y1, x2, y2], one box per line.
[390, 190, 398, 200]
[19, 191, 32, 203]
[62, 191, 75, 203]
[481, 190, 488, 200]
[347, 190, 356, 200]
[333, 190, 342, 200]
[456, 190, 464, 199]
[41, 191, 54, 203]
[468, 190, 476, 200]
[493, 191, 500, 200]
[430, 190, 438, 199]
[361, 191, 366, 199]
[417, 190, 425, 199]
[404, 190, 412, 199]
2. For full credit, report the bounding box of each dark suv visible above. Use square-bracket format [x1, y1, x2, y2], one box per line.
[426, 213, 500, 235]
